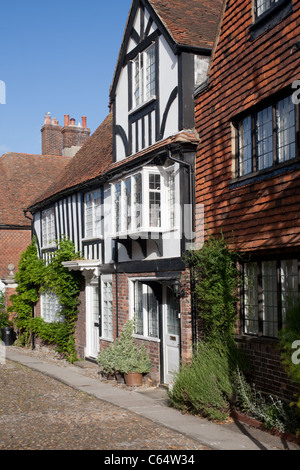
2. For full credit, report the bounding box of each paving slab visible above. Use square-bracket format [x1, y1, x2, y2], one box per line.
[5, 347, 300, 451]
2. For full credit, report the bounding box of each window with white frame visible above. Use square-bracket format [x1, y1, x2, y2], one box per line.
[112, 166, 176, 235]
[132, 44, 156, 109]
[41, 291, 64, 323]
[101, 276, 113, 340]
[133, 281, 159, 339]
[243, 259, 299, 338]
[237, 93, 297, 177]
[84, 189, 102, 239]
[42, 207, 56, 247]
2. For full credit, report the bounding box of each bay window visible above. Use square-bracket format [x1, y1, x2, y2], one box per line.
[112, 166, 176, 236]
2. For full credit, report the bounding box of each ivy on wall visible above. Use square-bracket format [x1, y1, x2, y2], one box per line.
[9, 237, 82, 362]
[187, 232, 241, 342]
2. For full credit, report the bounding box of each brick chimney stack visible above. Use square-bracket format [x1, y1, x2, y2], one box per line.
[62, 115, 90, 157]
[41, 113, 63, 156]
[41, 113, 90, 157]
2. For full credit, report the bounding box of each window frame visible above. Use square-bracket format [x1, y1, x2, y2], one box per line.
[242, 258, 299, 339]
[83, 188, 103, 240]
[101, 275, 113, 341]
[255, 0, 280, 19]
[111, 165, 178, 237]
[234, 90, 299, 180]
[131, 43, 156, 111]
[41, 291, 64, 324]
[130, 279, 160, 341]
[250, 0, 293, 40]
[42, 207, 56, 248]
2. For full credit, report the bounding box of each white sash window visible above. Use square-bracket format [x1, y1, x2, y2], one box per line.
[41, 291, 64, 324]
[42, 207, 56, 248]
[101, 276, 113, 340]
[111, 165, 177, 236]
[84, 189, 102, 239]
[132, 44, 156, 109]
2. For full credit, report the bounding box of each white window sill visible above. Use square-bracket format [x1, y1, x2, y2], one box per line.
[82, 236, 103, 243]
[129, 96, 156, 116]
[100, 336, 114, 343]
[41, 244, 57, 251]
[133, 334, 160, 343]
[112, 228, 166, 239]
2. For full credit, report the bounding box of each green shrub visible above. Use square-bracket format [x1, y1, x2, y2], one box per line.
[0, 311, 13, 329]
[0, 290, 5, 312]
[168, 339, 245, 421]
[278, 303, 300, 435]
[8, 237, 81, 362]
[188, 232, 241, 340]
[235, 367, 300, 434]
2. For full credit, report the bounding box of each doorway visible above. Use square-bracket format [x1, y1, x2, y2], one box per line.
[86, 279, 100, 359]
[162, 286, 181, 384]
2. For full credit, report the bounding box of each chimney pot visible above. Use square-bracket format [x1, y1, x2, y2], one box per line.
[64, 114, 70, 127]
[44, 113, 51, 125]
[82, 116, 87, 128]
[70, 118, 75, 126]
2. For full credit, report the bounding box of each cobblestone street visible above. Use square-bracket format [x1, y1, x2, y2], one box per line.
[0, 360, 209, 451]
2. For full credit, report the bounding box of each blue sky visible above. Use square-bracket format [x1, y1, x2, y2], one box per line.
[0, 0, 132, 155]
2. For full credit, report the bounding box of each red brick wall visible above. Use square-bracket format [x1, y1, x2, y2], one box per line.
[0, 229, 31, 279]
[237, 337, 300, 402]
[195, 0, 300, 254]
[194, 0, 300, 401]
[108, 270, 193, 384]
[41, 124, 63, 156]
[62, 127, 90, 153]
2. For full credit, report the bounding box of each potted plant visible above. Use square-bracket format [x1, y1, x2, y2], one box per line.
[97, 320, 151, 386]
[96, 345, 118, 380]
[116, 320, 151, 386]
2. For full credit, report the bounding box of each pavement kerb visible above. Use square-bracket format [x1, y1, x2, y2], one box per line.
[5, 348, 300, 451]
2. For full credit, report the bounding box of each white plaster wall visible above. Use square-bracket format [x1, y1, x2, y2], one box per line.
[115, 66, 129, 161]
[159, 35, 179, 139]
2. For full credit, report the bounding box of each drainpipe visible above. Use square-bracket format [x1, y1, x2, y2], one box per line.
[166, 148, 197, 351]
[113, 241, 119, 338]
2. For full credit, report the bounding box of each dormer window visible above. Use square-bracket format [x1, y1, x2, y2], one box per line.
[132, 44, 156, 109]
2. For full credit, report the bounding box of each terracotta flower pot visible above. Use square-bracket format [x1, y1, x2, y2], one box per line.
[124, 372, 143, 387]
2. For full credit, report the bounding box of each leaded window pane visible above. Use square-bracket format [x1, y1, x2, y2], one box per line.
[276, 96, 296, 163]
[102, 281, 113, 339]
[244, 263, 259, 335]
[239, 116, 252, 176]
[256, 106, 273, 170]
[147, 286, 159, 338]
[262, 261, 278, 337]
[134, 282, 144, 335]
